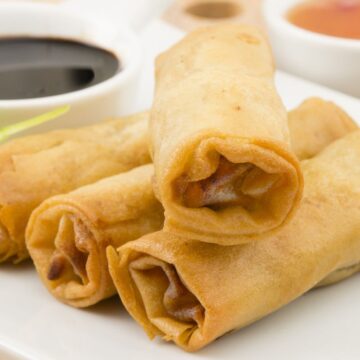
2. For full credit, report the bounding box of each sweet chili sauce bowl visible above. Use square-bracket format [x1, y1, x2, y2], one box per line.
[263, 0, 360, 98]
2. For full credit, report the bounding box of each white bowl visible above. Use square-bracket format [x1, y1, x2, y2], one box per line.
[0, 2, 142, 134]
[264, 0, 360, 98]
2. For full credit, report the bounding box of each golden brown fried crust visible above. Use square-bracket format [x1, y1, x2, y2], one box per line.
[151, 25, 304, 244]
[27, 165, 164, 307]
[0, 112, 151, 263]
[109, 131, 360, 351]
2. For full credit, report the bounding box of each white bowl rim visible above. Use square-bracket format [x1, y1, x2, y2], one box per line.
[0, 2, 142, 108]
[263, 0, 360, 49]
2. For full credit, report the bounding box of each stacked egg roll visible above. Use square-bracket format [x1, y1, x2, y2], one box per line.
[150, 24, 304, 245]
[108, 130, 360, 351]
[288, 97, 358, 160]
[0, 113, 150, 263]
[25, 97, 356, 307]
[26, 165, 163, 307]
[289, 97, 358, 288]
[5, 94, 354, 265]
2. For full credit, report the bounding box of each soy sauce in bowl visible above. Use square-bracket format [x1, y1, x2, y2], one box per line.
[0, 37, 121, 100]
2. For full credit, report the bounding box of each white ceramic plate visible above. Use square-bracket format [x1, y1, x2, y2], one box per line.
[1, 17, 360, 360]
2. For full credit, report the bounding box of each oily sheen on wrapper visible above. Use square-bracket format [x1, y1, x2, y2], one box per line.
[26, 165, 163, 307]
[25, 97, 357, 307]
[150, 24, 303, 245]
[0, 113, 150, 263]
[2, 96, 355, 265]
[288, 97, 358, 287]
[288, 97, 358, 160]
[108, 131, 360, 351]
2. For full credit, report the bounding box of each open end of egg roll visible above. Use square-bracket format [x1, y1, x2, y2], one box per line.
[27, 203, 111, 307]
[107, 245, 206, 348]
[132, 259, 203, 321]
[27, 165, 164, 307]
[165, 136, 302, 244]
[165, 97, 357, 245]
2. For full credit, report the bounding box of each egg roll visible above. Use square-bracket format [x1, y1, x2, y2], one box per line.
[26, 165, 163, 307]
[108, 130, 360, 351]
[25, 99, 356, 307]
[2, 95, 355, 263]
[288, 97, 358, 160]
[150, 24, 303, 245]
[289, 98, 359, 285]
[0, 113, 150, 263]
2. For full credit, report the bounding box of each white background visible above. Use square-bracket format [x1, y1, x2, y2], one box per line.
[0, 1, 360, 359]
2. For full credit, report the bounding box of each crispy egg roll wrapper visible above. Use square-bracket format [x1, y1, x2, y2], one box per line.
[108, 131, 360, 351]
[289, 97, 358, 160]
[25, 99, 356, 307]
[150, 24, 303, 245]
[1, 96, 355, 263]
[288, 97, 359, 286]
[0, 113, 151, 263]
[26, 165, 163, 307]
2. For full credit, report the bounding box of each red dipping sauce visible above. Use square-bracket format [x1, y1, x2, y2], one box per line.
[287, 0, 360, 40]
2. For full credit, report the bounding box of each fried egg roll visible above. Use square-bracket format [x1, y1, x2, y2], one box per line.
[0, 113, 150, 263]
[26, 165, 163, 307]
[108, 131, 360, 351]
[288, 97, 358, 160]
[2, 97, 356, 263]
[289, 98, 358, 286]
[150, 24, 303, 245]
[25, 99, 356, 307]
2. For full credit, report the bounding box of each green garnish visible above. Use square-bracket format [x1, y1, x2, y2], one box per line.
[0, 105, 70, 143]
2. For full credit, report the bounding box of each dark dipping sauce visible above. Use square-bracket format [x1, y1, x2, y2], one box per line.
[0, 37, 121, 100]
